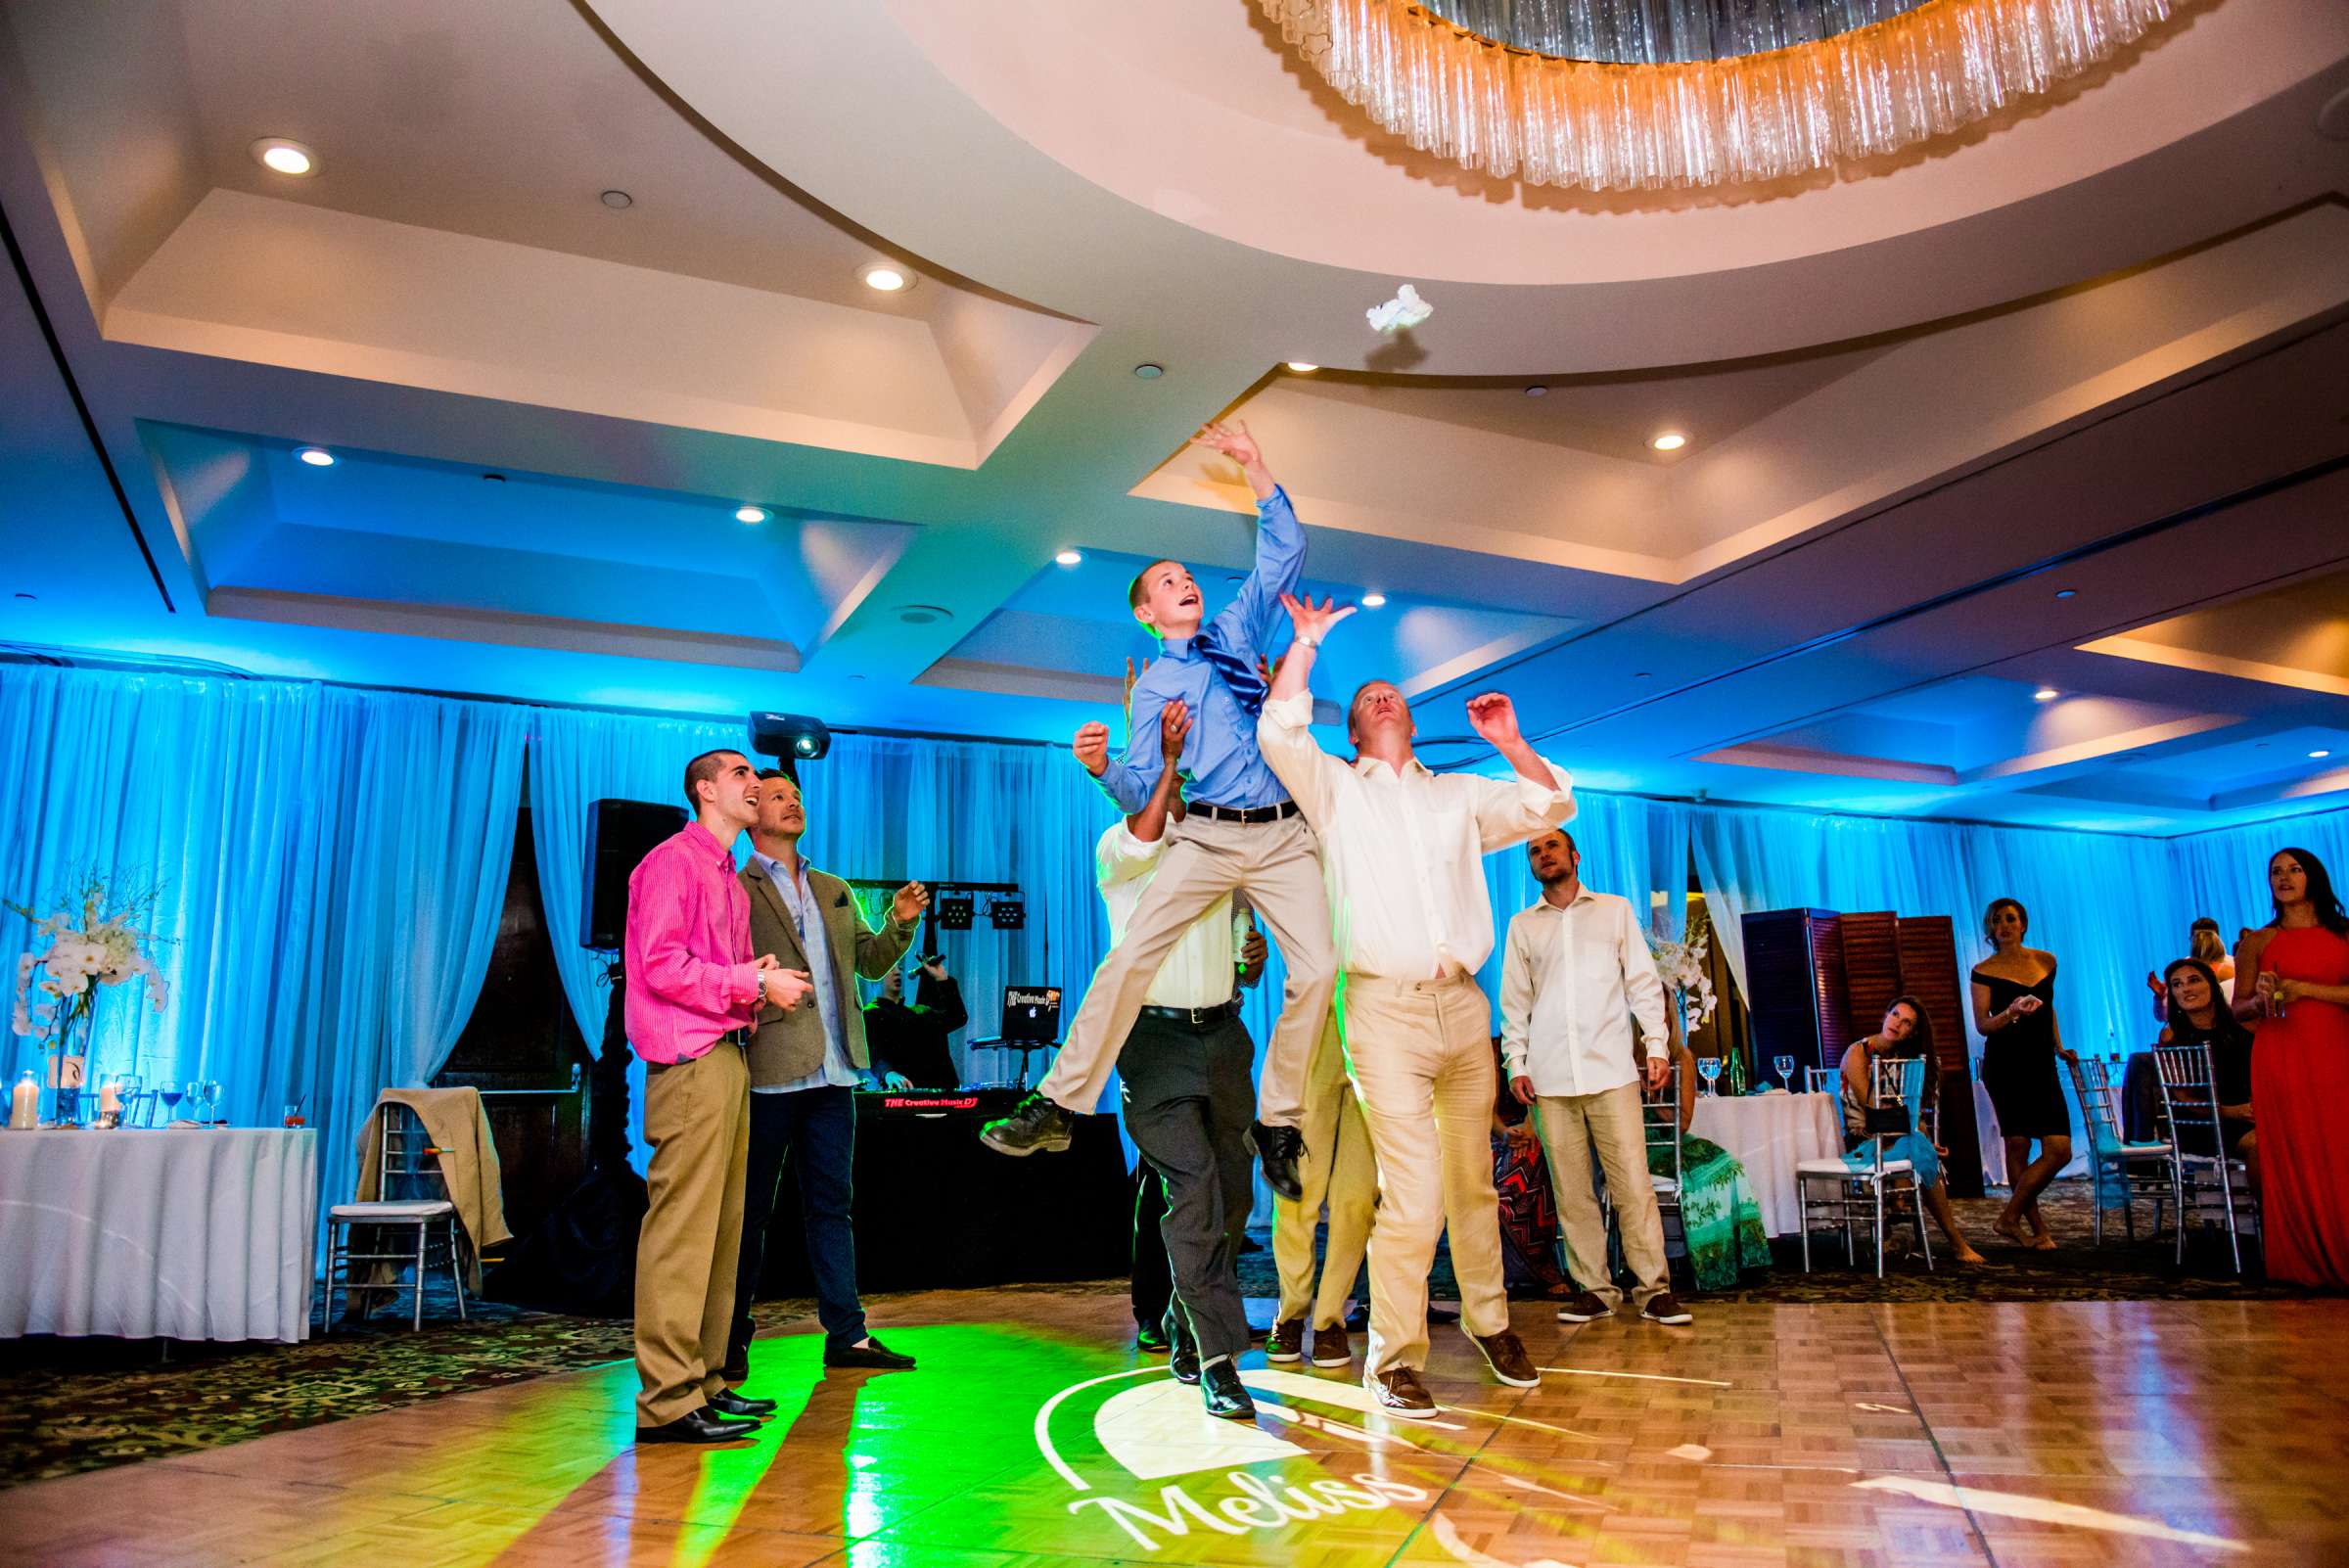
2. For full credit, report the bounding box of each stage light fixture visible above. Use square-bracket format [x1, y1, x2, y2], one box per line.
[297, 446, 335, 467]
[988, 898, 1026, 931]
[936, 893, 975, 931]
[750, 711, 831, 762]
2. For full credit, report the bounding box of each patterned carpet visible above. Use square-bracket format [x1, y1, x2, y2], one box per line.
[0, 1178, 2309, 1489]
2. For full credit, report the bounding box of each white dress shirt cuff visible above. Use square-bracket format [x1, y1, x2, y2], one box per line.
[1260, 691, 1314, 730]
[1518, 759, 1575, 808]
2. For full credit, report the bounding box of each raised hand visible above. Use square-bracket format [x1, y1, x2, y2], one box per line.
[1279, 591, 1356, 644]
[892, 881, 931, 925]
[1464, 692, 1524, 748]
[763, 968, 814, 1010]
[1189, 419, 1264, 470]
[1158, 698, 1192, 762]
[1073, 720, 1112, 777]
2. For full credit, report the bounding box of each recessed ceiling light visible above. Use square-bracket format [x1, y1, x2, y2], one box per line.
[1133, 363, 1165, 380]
[1361, 593, 1387, 609]
[1632, 671, 1652, 679]
[2054, 587, 2077, 600]
[1286, 361, 1319, 374]
[482, 472, 506, 483]
[2314, 749, 2335, 760]
[896, 604, 951, 625]
[296, 446, 334, 467]
[252, 137, 317, 176]
[599, 189, 633, 209]
[1524, 386, 1547, 398]
[1649, 432, 1687, 451]
[13, 592, 32, 601]
[2034, 687, 2059, 702]
[860, 263, 912, 293]
[735, 505, 769, 525]
[1054, 549, 1082, 567]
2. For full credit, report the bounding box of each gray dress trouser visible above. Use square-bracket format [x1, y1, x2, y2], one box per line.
[1119, 1009, 1258, 1361]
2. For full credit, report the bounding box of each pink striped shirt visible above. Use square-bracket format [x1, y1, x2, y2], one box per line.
[624, 821, 760, 1064]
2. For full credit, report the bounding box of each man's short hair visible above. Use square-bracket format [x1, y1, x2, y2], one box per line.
[682, 748, 743, 810]
[1128, 559, 1181, 612]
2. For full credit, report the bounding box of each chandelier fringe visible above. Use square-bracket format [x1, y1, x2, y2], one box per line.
[1257, 0, 2174, 192]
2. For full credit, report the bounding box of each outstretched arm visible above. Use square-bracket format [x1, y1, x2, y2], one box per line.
[1457, 691, 1577, 851]
[1256, 594, 1356, 828]
[1194, 422, 1305, 656]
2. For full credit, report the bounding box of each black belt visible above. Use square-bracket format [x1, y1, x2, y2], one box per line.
[1190, 800, 1299, 825]
[1138, 996, 1244, 1028]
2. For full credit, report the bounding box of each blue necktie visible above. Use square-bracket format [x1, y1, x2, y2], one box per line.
[1194, 622, 1267, 716]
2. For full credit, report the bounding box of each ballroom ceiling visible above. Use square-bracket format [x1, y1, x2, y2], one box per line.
[1, 0, 2346, 836]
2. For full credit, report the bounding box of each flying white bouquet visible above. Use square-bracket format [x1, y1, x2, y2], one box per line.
[1648, 906, 1717, 1030]
[10, 871, 171, 1050]
[1366, 283, 1434, 334]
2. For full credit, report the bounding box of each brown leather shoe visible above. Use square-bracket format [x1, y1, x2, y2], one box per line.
[1310, 1322, 1353, 1367]
[1641, 1292, 1693, 1325]
[1363, 1366, 1438, 1419]
[1555, 1289, 1612, 1323]
[1267, 1318, 1305, 1362]
[1472, 1329, 1541, 1388]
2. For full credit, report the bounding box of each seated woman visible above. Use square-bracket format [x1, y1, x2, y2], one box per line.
[2158, 957, 2257, 1185]
[1490, 1037, 1568, 1299]
[1840, 996, 1987, 1265]
[1650, 1031, 1773, 1290]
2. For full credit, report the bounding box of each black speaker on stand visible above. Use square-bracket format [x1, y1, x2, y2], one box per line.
[484, 799, 682, 1316]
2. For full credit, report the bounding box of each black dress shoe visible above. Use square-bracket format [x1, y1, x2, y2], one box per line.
[636, 1407, 760, 1444]
[981, 1092, 1074, 1155]
[709, 1388, 777, 1417]
[718, 1357, 750, 1383]
[1166, 1313, 1201, 1385]
[1201, 1360, 1256, 1421]
[823, 1335, 917, 1370]
[1135, 1322, 1173, 1354]
[1252, 1123, 1306, 1202]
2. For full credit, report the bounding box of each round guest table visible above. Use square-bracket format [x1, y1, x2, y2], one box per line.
[0, 1127, 317, 1342]
[1687, 1090, 1843, 1237]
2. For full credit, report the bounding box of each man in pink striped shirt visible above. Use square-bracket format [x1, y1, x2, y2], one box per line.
[627, 748, 812, 1444]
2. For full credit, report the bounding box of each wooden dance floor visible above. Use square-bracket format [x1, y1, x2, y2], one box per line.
[11, 1290, 2347, 1567]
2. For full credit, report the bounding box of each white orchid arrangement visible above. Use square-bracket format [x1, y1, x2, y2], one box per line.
[1648, 905, 1718, 1030]
[10, 871, 171, 1051]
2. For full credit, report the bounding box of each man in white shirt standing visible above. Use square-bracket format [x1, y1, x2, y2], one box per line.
[1083, 698, 1261, 1421]
[1256, 593, 1573, 1418]
[1499, 829, 1691, 1327]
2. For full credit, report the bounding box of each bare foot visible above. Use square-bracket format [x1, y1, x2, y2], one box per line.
[1955, 1247, 1989, 1265]
[1992, 1216, 2027, 1246]
[2028, 1234, 2057, 1252]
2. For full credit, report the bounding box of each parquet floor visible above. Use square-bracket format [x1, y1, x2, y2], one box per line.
[7, 1290, 2346, 1568]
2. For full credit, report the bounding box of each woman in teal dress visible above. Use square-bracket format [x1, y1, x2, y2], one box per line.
[1838, 996, 1987, 1264]
[1649, 1038, 1773, 1290]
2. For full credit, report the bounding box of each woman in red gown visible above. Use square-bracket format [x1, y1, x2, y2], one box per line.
[2234, 847, 2349, 1289]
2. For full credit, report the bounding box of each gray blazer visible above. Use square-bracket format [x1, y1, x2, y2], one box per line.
[738, 858, 915, 1087]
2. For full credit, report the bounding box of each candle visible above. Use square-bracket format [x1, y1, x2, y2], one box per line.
[8, 1072, 35, 1130]
[99, 1081, 122, 1116]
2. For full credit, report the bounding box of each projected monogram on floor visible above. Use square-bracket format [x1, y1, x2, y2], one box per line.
[1035, 1367, 1435, 1552]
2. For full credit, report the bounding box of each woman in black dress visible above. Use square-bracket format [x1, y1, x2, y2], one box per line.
[1969, 898, 2078, 1250]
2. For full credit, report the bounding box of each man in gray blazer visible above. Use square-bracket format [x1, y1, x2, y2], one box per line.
[725, 768, 930, 1379]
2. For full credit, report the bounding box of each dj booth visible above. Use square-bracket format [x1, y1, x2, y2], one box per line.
[748, 1085, 1133, 1296]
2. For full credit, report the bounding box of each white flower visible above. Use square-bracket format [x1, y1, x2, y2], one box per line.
[1366, 284, 1433, 334]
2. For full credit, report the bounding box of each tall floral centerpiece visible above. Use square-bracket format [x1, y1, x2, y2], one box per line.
[10, 872, 171, 1123]
[1649, 905, 1730, 1087]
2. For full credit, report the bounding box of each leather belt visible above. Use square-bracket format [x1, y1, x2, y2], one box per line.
[1190, 800, 1300, 825]
[1138, 996, 1244, 1028]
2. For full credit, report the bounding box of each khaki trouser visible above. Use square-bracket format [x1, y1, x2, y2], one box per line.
[1040, 811, 1335, 1128]
[1537, 1080, 1671, 1311]
[1343, 973, 1510, 1376]
[1272, 1014, 1379, 1329]
[635, 1041, 751, 1428]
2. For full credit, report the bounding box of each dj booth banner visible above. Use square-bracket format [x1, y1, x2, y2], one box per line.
[5, 662, 2341, 1231]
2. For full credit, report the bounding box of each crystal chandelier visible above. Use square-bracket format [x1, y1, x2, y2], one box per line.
[1256, 0, 2178, 193]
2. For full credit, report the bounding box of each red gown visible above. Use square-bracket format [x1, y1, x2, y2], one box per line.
[2252, 924, 2349, 1289]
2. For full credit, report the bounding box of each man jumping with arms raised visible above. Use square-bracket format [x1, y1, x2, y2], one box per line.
[983, 423, 1335, 1200]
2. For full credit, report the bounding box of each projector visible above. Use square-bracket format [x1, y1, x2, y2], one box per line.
[751, 712, 831, 762]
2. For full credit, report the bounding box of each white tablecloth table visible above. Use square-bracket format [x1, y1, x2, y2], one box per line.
[1687, 1091, 1843, 1236]
[0, 1128, 317, 1342]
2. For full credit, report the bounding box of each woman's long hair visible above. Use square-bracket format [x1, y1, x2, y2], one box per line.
[2188, 919, 2226, 964]
[2269, 847, 2349, 937]
[2163, 958, 2251, 1052]
[1882, 993, 1939, 1115]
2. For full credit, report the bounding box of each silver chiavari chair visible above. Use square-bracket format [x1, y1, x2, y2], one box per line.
[1796, 1056, 1933, 1277]
[2152, 1043, 2257, 1274]
[2064, 1053, 2171, 1245]
[325, 1099, 470, 1332]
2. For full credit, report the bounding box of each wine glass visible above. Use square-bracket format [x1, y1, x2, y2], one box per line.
[1697, 1056, 1723, 1097]
[199, 1081, 222, 1125]
[117, 1074, 144, 1127]
[1774, 1054, 1797, 1091]
[158, 1081, 185, 1122]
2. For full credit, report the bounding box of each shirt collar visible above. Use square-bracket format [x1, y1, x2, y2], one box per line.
[1158, 634, 1201, 662]
[1351, 752, 1434, 781]
[682, 820, 734, 864]
[751, 848, 806, 889]
[1527, 887, 1601, 916]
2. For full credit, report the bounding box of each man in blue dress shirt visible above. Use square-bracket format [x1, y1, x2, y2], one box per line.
[983, 423, 1335, 1200]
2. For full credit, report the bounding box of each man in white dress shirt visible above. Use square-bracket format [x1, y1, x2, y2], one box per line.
[1083, 699, 1261, 1422]
[1499, 829, 1690, 1326]
[1256, 593, 1574, 1418]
